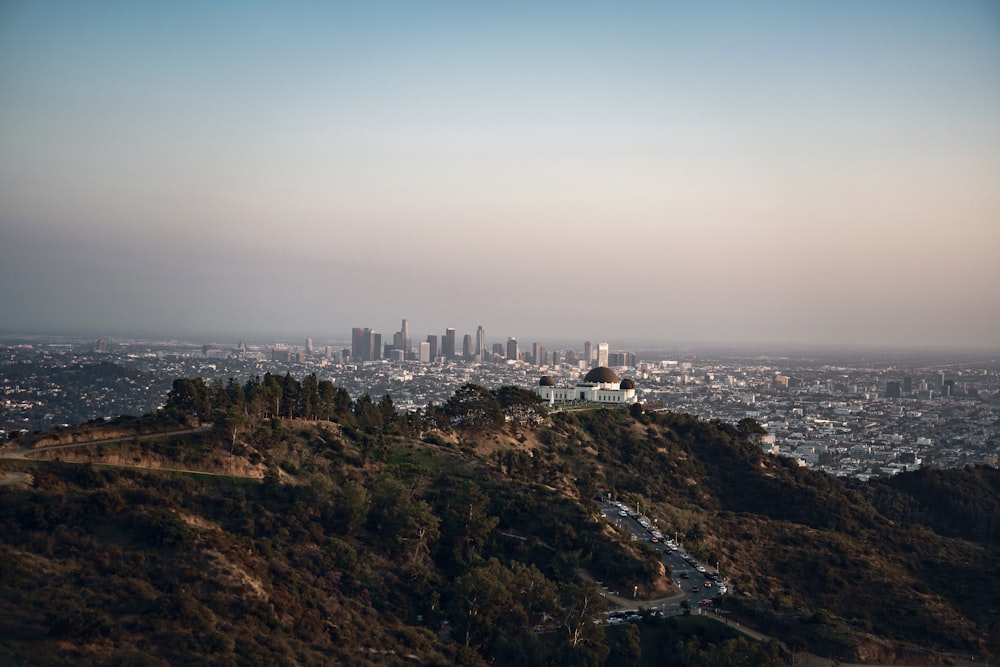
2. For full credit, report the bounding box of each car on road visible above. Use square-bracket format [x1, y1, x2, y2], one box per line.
[691, 586, 700, 593]
[704, 581, 712, 588]
[618, 509, 628, 517]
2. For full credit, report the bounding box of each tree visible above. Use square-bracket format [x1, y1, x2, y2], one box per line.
[447, 559, 523, 652]
[737, 417, 767, 442]
[401, 500, 440, 569]
[215, 405, 247, 454]
[166, 378, 211, 422]
[558, 581, 607, 649]
[259, 373, 283, 419]
[606, 623, 642, 667]
[436, 479, 499, 569]
[445, 383, 503, 432]
[334, 480, 369, 533]
[354, 393, 383, 433]
[301, 373, 319, 420]
[279, 372, 301, 419]
[378, 394, 399, 433]
[493, 386, 547, 425]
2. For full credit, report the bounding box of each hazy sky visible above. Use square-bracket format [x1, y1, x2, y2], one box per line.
[2, 1, 998, 349]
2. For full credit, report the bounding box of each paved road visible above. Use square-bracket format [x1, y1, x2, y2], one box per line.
[595, 499, 982, 667]
[596, 500, 724, 609]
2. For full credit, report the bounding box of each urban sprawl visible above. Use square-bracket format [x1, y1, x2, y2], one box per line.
[3, 321, 998, 480]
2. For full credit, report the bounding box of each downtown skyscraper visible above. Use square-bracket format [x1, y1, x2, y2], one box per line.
[443, 328, 456, 360]
[475, 325, 486, 361]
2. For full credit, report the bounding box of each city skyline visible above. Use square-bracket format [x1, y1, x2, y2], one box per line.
[1, 2, 998, 350]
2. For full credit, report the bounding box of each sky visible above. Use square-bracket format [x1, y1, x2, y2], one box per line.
[1, 1, 998, 350]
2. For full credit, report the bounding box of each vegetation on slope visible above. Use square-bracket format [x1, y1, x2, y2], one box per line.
[0, 373, 996, 665]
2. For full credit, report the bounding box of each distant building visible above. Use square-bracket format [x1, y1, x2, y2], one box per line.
[507, 337, 519, 361]
[536, 367, 638, 405]
[475, 325, 486, 361]
[443, 328, 456, 360]
[462, 334, 473, 359]
[393, 319, 411, 356]
[884, 381, 901, 399]
[419, 341, 431, 363]
[532, 342, 546, 366]
[351, 328, 365, 361]
[426, 335, 438, 361]
[608, 351, 637, 367]
[351, 327, 380, 361]
[584, 341, 593, 366]
[597, 342, 609, 368]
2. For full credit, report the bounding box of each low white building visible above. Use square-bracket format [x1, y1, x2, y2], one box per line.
[536, 367, 639, 405]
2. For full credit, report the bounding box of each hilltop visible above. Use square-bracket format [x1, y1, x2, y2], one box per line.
[0, 374, 996, 665]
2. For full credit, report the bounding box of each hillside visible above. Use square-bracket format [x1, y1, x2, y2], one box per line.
[0, 376, 996, 665]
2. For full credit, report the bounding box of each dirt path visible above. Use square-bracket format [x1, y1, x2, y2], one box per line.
[0, 425, 261, 479]
[0, 471, 32, 486]
[1, 426, 209, 460]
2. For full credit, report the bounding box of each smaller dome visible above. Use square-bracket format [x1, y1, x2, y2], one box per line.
[539, 376, 555, 387]
[584, 367, 620, 384]
[620, 378, 635, 390]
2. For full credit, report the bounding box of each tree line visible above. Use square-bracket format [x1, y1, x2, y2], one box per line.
[164, 375, 548, 441]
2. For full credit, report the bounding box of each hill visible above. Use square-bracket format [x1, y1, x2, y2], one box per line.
[0, 375, 996, 665]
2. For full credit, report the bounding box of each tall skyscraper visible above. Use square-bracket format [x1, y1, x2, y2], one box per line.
[584, 341, 593, 366]
[475, 325, 486, 360]
[597, 342, 609, 368]
[393, 319, 411, 355]
[507, 337, 518, 361]
[351, 328, 364, 361]
[352, 327, 380, 361]
[462, 334, 473, 359]
[419, 341, 431, 363]
[426, 335, 438, 361]
[443, 328, 456, 360]
[305, 337, 313, 355]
